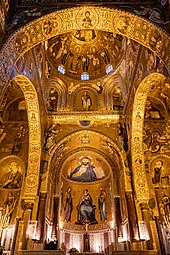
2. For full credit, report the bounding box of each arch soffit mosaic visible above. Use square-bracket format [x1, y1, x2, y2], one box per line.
[49, 79, 67, 93]
[50, 130, 122, 159]
[48, 78, 67, 110]
[47, 130, 127, 193]
[103, 74, 125, 109]
[0, 6, 170, 97]
[132, 72, 167, 202]
[146, 95, 169, 118]
[11, 74, 41, 203]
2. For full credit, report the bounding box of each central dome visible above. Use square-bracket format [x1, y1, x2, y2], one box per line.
[47, 30, 125, 80]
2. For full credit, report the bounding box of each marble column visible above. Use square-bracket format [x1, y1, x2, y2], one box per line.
[140, 203, 154, 250]
[154, 216, 164, 254]
[37, 192, 47, 241]
[114, 196, 123, 238]
[51, 195, 59, 240]
[21, 200, 34, 250]
[125, 191, 140, 241]
[11, 217, 20, 255]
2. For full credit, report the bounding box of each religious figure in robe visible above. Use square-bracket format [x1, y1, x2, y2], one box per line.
[0, 192, 18, 224]
[82, 92, 92, 111]
[63, 187, 73, 222]
[68, 156, 97, 182]
[44, 124, 62, 153]
[152, 160, 163, 185]
[159, 192, 170, 227]
[1, 161, 22, 189]
[82, 11, 92, 28]
[145, 99, 165, 120]
[76, 189, 97, 225]
[98, 188, 107, 222]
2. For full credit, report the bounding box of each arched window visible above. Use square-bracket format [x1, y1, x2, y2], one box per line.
[58, 65, 65, 74]
[113, 87, 123, 110]
[81, 72, 89, 81]
[106, 64, 113, 74]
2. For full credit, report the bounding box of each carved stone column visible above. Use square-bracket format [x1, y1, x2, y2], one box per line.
[21, 200, 34, 250]
[154, 216, 163, 254]
[140, 203, 154, 250]
[114, 196, 123, 238]
[125, 191, 140, 241]
[36, 192, 47, 241]
[51, 195, 59, 240]
[11, 217, 20, 255]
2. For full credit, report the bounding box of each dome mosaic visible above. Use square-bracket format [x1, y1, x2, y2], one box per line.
[47, 30, 125, 80]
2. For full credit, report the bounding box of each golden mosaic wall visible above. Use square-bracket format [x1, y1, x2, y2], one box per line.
[12, 75, 41, 202]
[0, 6, 170, 96]
[0, 5, 170, 227]
[132, 72, 166, 201]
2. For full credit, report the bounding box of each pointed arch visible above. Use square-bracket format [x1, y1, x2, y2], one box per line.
[48, 78, 67, 111]
[103, 73, 125, 110]
[46, 130, 129, 194]
[12, 74, 41, 202]
[131, 72, 166, 202]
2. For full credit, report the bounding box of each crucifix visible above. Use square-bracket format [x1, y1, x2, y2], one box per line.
[85, 220, 90, 232]
[83, 220, 90, 252]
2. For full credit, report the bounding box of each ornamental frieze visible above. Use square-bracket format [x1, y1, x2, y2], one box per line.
[12, 75, 41, 202]
[132, 73, 166, 202]
[0, 7, 170, 97]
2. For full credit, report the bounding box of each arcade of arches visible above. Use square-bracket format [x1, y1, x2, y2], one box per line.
[0, 2, 170, 255]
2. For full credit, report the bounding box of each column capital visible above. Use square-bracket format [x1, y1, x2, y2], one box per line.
[140, 202, 149, 211]
[40, 192, 47, 200]
[21, 199, 35, 210]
